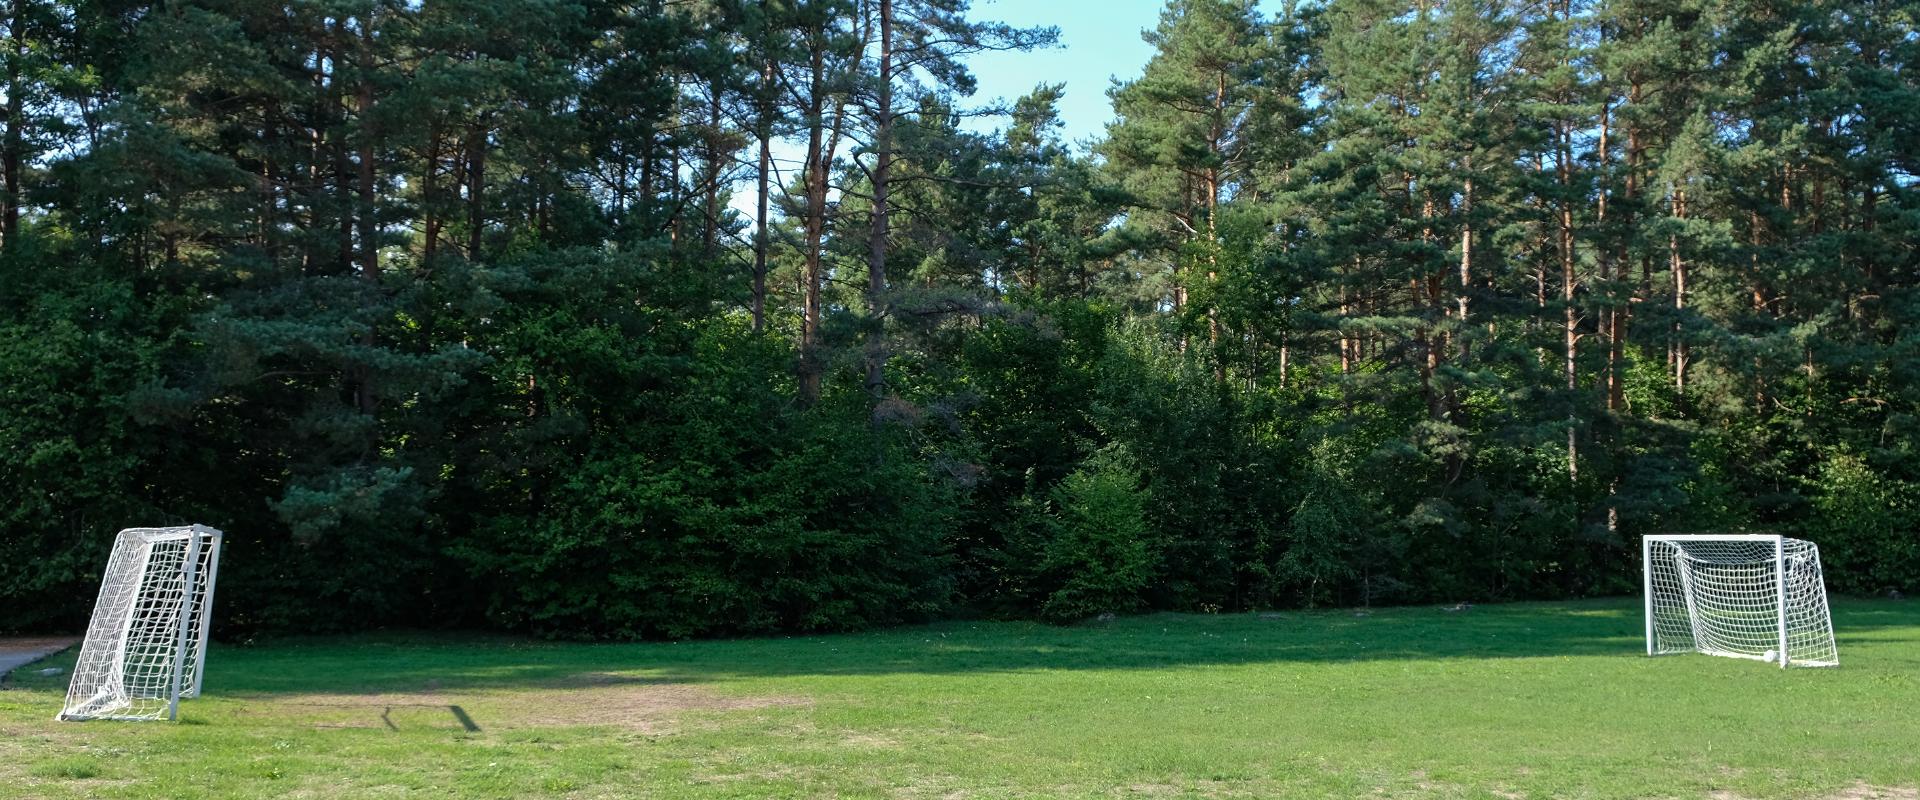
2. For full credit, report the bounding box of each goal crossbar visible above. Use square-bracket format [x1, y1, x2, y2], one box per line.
[1644, 534, 1787, 542]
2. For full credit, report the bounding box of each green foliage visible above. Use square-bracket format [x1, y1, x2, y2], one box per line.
[1023, 445, 1158, 623]
[1090, 321, 1292, 610]
[951, 299, 1107, 605]
[0, 279, 169, 631]
[1804, 453, 1920, 596]
[454, 312, 955, 638]
[1280, 439, 1372, 607]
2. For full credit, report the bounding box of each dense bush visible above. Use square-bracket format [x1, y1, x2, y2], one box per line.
[438, 252, 956, 638]
[4, 268, 1915, 637]
[1804, 453, 1920, 597]
[0, 278, 171, 632]
[457, 367, 955, 638]
[1014, 445, 1158, 623]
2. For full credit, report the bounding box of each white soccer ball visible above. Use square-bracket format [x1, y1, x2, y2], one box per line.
[1764, 649, 1779, 663]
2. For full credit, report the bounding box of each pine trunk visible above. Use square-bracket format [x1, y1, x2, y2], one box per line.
[704, 89, 722, 255]
[864, 0, 893, 400]
[467, 120, 486, 260]
[423, 124, 442, 266]
[752, 118, 770, 333]
[1671, 187, 1687, 395]
[798, 40, 830, 404]
[1559, 120, 1577, 481]
[353, 19, 379, 414]
[1, 0, 22, 249]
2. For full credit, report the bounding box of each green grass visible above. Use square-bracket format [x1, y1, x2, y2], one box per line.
[3, 598, 1918, 799]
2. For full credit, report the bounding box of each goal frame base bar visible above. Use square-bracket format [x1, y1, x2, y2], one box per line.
[1688, 648, 1838, 668]
[58, 692, 160, 723]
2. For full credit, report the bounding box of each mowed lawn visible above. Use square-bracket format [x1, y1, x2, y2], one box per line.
[3, 599, 1918, 799]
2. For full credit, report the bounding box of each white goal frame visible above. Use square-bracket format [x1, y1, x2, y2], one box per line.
[1643, 534, 1837, 668]
[58, 525, 224, 721]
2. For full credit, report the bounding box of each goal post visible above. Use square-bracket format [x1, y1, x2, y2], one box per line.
[59, 525, 225, 722]
[1643, 534, 1837, 668]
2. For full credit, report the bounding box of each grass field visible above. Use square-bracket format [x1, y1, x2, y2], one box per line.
[2, 598, 1917, 799]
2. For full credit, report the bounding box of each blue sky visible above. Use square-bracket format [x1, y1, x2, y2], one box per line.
[732, 1, 1273, 222]
[962, 0, 1168, 148]
[963, 1, 1287, 145]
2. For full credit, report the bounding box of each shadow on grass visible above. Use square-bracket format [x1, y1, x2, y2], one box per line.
[184, 597, 1920, 697]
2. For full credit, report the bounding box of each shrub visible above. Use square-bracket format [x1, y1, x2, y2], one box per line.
[456, 320, 956, 638]
[1030, 446, 1158, 623]
[1803, 452, 1920, 596]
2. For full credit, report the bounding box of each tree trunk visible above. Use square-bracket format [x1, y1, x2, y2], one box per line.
[1559, 120, 1578, 481]
[333, 59, 353, 274]
[1671, 186, 1687, 395]
[1418, 188, 1445, 423]
[752, 117, 771, 333]
[467, 119, 486, 260]
[423, 124, 442, 266]
[1605, 98, 1628, 412]
[355, 60, 377, 282]
[355, 132, 376, 277]
[1206, 70, 1225, 382]
[667, 117, 683, 247]
[261, 111, 278, 264]
[704, 88, 723, 255]
[1338, 278, 1350, 375]
[797, 38, 831, 404]
[304, 97, 322, 275]
[1457, 167, 1472, 363]
[864, 0, 893, 400]
[1, 0, 23, 249]
[751, 2, 773, 333]
[353, 19, 379, 414]
[638, 124, 654, 233]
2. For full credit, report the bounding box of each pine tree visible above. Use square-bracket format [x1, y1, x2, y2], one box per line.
[1103, 0, 1270, 357]
[778, 0, 863, 403]
[0, 0, 56, 249]
[855, 0, 1053, 398]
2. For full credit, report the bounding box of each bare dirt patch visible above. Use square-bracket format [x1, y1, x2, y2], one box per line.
[251, 672, 807, 733]
[1710, 785, 1918, 800]
[838, 732, 901, 749]
[1110, 780, 1241, 798]
[1825, 785, 1920, 800]
[506, 680, 808, 731]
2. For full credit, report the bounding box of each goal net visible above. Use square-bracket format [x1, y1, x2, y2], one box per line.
[59, 525, 225, 721]
[1644, 534, 1836, 668]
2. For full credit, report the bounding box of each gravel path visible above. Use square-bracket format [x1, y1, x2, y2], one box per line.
[0, 637, 80, 682]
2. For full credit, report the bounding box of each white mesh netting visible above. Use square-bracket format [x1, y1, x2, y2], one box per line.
[1645, 535, 1836, 668]
[59, 526, 223, 721]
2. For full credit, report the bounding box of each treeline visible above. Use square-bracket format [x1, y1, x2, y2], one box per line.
[0, 0, 1914, 638]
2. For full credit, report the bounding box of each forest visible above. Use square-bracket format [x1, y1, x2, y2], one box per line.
[0, 0, 1914, 638]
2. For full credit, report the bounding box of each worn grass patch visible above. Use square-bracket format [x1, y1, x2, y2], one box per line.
[3, 597, 1918, 798]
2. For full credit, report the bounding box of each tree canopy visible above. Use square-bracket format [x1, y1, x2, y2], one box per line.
[2, 0, 1915, 637]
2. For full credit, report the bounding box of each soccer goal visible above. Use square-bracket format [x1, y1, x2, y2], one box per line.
[1643, 534, 1836, 668]
[58, 525, 224, 721]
